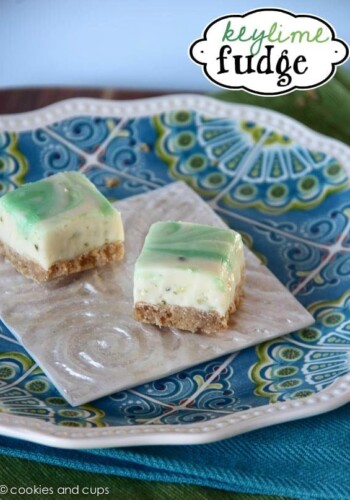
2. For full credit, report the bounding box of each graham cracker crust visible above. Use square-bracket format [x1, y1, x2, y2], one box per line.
[0, 240, 124, 282]
[134, 274, 245, 335]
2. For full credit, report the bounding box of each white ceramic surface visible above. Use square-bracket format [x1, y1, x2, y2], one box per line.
[0, 182, 313, 406]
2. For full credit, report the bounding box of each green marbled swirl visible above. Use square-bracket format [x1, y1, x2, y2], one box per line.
[0, 172, 114, 235]
[137, 221, 240, 270]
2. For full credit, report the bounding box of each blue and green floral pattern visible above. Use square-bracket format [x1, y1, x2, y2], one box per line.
[0, 104, 349, 427]
[0, 132, 28, 195]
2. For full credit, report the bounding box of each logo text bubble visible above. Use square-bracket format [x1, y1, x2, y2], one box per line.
[189, 9, 349, 95]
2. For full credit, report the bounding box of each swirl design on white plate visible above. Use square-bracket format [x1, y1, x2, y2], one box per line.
[0, 183, 313, 406]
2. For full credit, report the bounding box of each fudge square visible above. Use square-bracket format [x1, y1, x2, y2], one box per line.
[133, 221, 245, 334]
[0, 172, 124, 281]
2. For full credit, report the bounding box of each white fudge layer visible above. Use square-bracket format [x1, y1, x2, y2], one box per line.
[0, 172, 124, 270]
[134, 221, 244, 317]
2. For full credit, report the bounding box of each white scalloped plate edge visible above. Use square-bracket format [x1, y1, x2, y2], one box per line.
[0, 94, 350, 177]
[0, 95, 349, 448]
[0, 372, 349, 449]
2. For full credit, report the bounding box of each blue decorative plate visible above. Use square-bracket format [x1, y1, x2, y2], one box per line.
[0, 95, 349, 448]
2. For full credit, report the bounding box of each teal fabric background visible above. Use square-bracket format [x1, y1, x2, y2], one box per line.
[0, 403, 349, 499]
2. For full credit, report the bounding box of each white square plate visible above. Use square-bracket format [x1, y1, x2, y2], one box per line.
[0, 182, 314, 406]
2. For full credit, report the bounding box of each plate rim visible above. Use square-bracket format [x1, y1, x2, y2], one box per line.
[0, 95, 349, 448]
[0, 372, 349, 449]
[0, 94, 350, 175]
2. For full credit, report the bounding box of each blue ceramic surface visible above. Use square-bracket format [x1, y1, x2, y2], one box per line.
[0, 100, 349, 432]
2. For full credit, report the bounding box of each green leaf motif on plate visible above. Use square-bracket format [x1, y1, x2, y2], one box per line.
[250, 290, 350, 402]
[0, 132, 28, 196]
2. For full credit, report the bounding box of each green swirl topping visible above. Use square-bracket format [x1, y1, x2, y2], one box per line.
[137, 221, 240, 270]
[0, 172, 114, 235]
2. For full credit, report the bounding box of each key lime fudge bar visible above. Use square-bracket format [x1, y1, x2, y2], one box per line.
[134, 221, 245, 334]
[0, 172, 124, 281]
